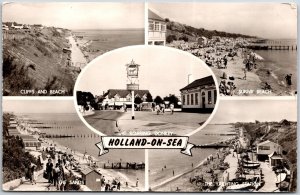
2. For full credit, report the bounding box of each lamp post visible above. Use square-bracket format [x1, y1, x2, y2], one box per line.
[126, 59, 140, 120]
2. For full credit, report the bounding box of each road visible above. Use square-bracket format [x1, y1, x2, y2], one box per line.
[83, 110, 124, 135]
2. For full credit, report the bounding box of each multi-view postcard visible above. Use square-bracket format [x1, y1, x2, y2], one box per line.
[1, 2, 298, 193]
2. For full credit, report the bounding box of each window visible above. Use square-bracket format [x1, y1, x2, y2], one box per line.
[258, 146, 270, 150]
[161, 24, 166, 32]
[195, 93, 198, 105]
[182, 95, 185, 105]
[154, 22, 160, 31]
[191, 94, 194, 105]
[149, 21, 154, 31]
[208, 91, 212, 104]
[214, 90, 217, 104]
[187, 94, 189, 105]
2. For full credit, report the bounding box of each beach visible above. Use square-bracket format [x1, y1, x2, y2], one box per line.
[72, 29, 144, 63]
[167, 38, 297, 96]
[149, 124, 237, 191]
[6, 113, 145, 191]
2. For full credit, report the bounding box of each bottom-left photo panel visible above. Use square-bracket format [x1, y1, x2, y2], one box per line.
[2, 99, 145, 192]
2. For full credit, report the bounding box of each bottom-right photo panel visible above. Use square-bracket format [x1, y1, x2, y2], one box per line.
[149, 99, 297, 192]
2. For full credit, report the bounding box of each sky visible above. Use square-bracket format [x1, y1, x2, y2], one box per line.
[149, 3, 297, 39]
[2, 2, 144, 29]
[3, 99, 76, 113]
[210, 99, 297, 123]
[76, 46, 213, 98]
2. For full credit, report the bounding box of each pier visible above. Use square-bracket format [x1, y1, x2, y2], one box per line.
[247, 40, 297, 50]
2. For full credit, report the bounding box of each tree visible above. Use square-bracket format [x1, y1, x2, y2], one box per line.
[134, 96, 143, 104]
[154, 96, 163, 104]
[146, 92, 153, 102]
[179, 36, 189, 42]
[165, 18, 170, 22]
[166, 35, 177, 43]
[163, 94, 179, 107]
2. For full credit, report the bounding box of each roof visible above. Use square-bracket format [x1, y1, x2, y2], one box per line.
[105, 89, 150, 99]
[81, 167, 101, 176]
[180, 76, 215, 91]
[148, 9, 165, 22]
[268, 152, 283, 159]
[257, 140, 280, 146]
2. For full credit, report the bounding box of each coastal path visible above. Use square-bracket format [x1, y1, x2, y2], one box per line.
[67, 35, 87, 68]
[83, 110, 124, 135]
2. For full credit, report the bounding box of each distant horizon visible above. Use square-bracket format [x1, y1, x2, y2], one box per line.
[3, 2, 144, 29]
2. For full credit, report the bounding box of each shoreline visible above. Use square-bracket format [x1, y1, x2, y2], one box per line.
[40, 137, 144, 191]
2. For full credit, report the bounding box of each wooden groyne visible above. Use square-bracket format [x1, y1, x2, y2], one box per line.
[39, 133, 101, 138]
[196, 143, 229, 149]
[103, 162, 145, 170]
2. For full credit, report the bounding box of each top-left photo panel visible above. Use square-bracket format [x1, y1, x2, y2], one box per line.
[2, 2, 145, 96]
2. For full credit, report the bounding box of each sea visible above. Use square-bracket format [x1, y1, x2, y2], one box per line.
[255, 39, 297, 92]
[149, 124, 236, 187]
[72, 29, 145, 51]
[19, 113, 145, 186]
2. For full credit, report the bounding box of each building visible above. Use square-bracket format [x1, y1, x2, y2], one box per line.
[102, 89, 150, 109]
[197, 36, 208, 46]
[257, 140, 283, 161]
[268, 152, 284, 167]
[148, 9, 166, 46]
[180, 75, 216, 113]
[11, 23, 24, 29]
[2, 24, 9, 31]
[81, 168, 102, 191]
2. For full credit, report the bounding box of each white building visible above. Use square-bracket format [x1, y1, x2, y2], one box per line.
[11, 23, 24, 29]
[180, 75, 216, 113]
[102, 89, 150, 109]
[148, 10, 166, 46]
[257, 140, 283, 161]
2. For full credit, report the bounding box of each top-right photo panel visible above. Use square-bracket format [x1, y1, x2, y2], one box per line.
[148, 3, 297, 96]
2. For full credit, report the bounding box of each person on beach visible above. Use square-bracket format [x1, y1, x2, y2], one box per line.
[161, 104, 165, 114]
[46, 159, 54, 184]
[57, 164, 65, 191]
[136, 178, 139, 187]
[156, 104, 160, 115]
[170, 103, 174, 114]
[243, 68, 247, 80]
[31, 165, 37, 185]
[53, 163, 59, 188]
[285, 74, 292, 86]
[173, 170, 175, 176]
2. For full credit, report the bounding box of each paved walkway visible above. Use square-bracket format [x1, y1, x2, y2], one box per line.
[258, 162, 277, 192]
[223, 149, 238, 181]
[67, 35, 87, 68]
[117, 111, 209, 136]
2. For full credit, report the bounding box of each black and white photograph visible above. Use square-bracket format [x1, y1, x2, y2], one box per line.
[2, 2, 144, 96]
[2, 99, 145, 191]
[148, 3, 297, 96]
[149, 99, 297, 192]
[75, 46, 218, 136]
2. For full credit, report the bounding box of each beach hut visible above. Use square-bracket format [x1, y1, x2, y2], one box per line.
[81, 168, 102, 191]
[268, 152, 284, 167]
